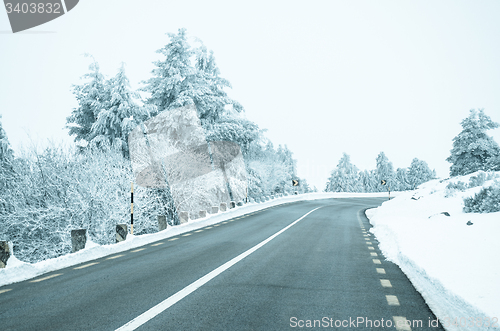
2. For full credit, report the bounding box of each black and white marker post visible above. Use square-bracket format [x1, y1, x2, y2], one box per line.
[131, 182, 134, 235]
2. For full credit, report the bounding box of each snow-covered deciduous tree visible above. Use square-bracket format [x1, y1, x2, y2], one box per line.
[325, 153, 361, 192]
[0, 143, 162, 263]
[375, 152, 395, 192]
[358, 169, 377, 193]
[394, 168, 410, 191]
[447, 109, 500, 176]
[0, 115, 14, 173]
[406, 158, 436, 189]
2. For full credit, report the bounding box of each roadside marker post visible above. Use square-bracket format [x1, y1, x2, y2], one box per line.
[381, 180, 390, 200]
[131, 182, 134, 235]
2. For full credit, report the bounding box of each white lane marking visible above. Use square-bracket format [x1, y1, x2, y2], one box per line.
[115, 206, 322, 331]
[205, 226, 213, 229]
[370, 252, 378, 257]
[195, 230, 204, 233]
[376, 268, 386, 274]
[107, 254, 124, 260]
[182, 233, 192, 237]
[365, 238, 370, 240]
[393, 316, 412, 331]
[168, 238, 179, 241]
[368, 246, 375, 250]
[74, 262, 99, 270]
[386, 295, 400, 306]
[372, 259, 381, 264]
[132, 248, 146, 252]
[380, 279, 392, 287]
[151, 242, 164, 246]
[30, 273, 63, 283]
[0, 289, 12, 294]
[366, 242, 373, 245]
[214, 224, 221, 227]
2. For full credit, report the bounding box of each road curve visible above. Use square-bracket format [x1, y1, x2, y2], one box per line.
[0, 198, 443, 330]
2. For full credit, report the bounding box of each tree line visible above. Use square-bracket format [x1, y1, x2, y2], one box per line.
[324, 109, 500, 193]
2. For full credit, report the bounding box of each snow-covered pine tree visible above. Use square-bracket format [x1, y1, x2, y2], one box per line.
[66, 56, 107, 148]
[406, 158, 435, 189]
[325, 153, 361, 192]
[446, 109, 500, 176]
[89, 63, 150, 157]
[194, 45, 243, 124]
[375, 152, 395, 192]
[141, 28, 195, 114]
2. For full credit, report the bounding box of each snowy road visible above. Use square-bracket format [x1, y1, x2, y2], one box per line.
[0, 198, 443, 330]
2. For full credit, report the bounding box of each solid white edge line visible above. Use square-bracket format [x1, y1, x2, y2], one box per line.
[114, 206, 322, 331]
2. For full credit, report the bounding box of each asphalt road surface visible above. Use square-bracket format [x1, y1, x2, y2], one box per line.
[0, 198, 444, 330]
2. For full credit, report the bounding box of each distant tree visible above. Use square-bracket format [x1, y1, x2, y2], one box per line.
[394, 167, 410, 191]
[406, 158, 436, 189]
[446, 109, 500, 176]
[358, 169, 377, 193]
[66, 56, 107, 146]
[325, 153, 361, 192]
[375, 152, 395, 192]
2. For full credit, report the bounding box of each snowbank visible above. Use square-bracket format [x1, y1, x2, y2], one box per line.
[367, 172, 500, 331]
[0, 192, 389, 287]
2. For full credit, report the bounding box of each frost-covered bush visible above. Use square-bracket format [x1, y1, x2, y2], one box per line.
[0, 144, 165, 263]
[463, 181, 500, 213]
[468, 172, 487, 188]
[445, 181, 467, 197]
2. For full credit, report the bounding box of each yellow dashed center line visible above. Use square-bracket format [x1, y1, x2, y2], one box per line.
[386, 295, 400, 306]
[380, 279, 392, 287]
[376, 268, 386, 274]
[0, 289, 12, 294]
[107, 254, 124, 260]
[30, 273, 63, 283]
[151, 242, 164, 246]
[74, 262, 99, 270]
[168, 238, 179, 241]
[132, 248, 146, 252]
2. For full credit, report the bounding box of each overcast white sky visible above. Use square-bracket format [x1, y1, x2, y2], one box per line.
[1, 0, 499, 190]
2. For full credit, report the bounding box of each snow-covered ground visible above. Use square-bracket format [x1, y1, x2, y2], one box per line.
[0, 192, 388, 287]
[367, 172, 500, 331]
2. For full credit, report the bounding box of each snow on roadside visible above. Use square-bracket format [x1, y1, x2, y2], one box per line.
[0, 192, 388, 287]
[366, 172, 500, 331]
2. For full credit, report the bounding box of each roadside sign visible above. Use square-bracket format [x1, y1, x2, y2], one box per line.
[381, 180, 386, 185]
[292, 179, 299, 186]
